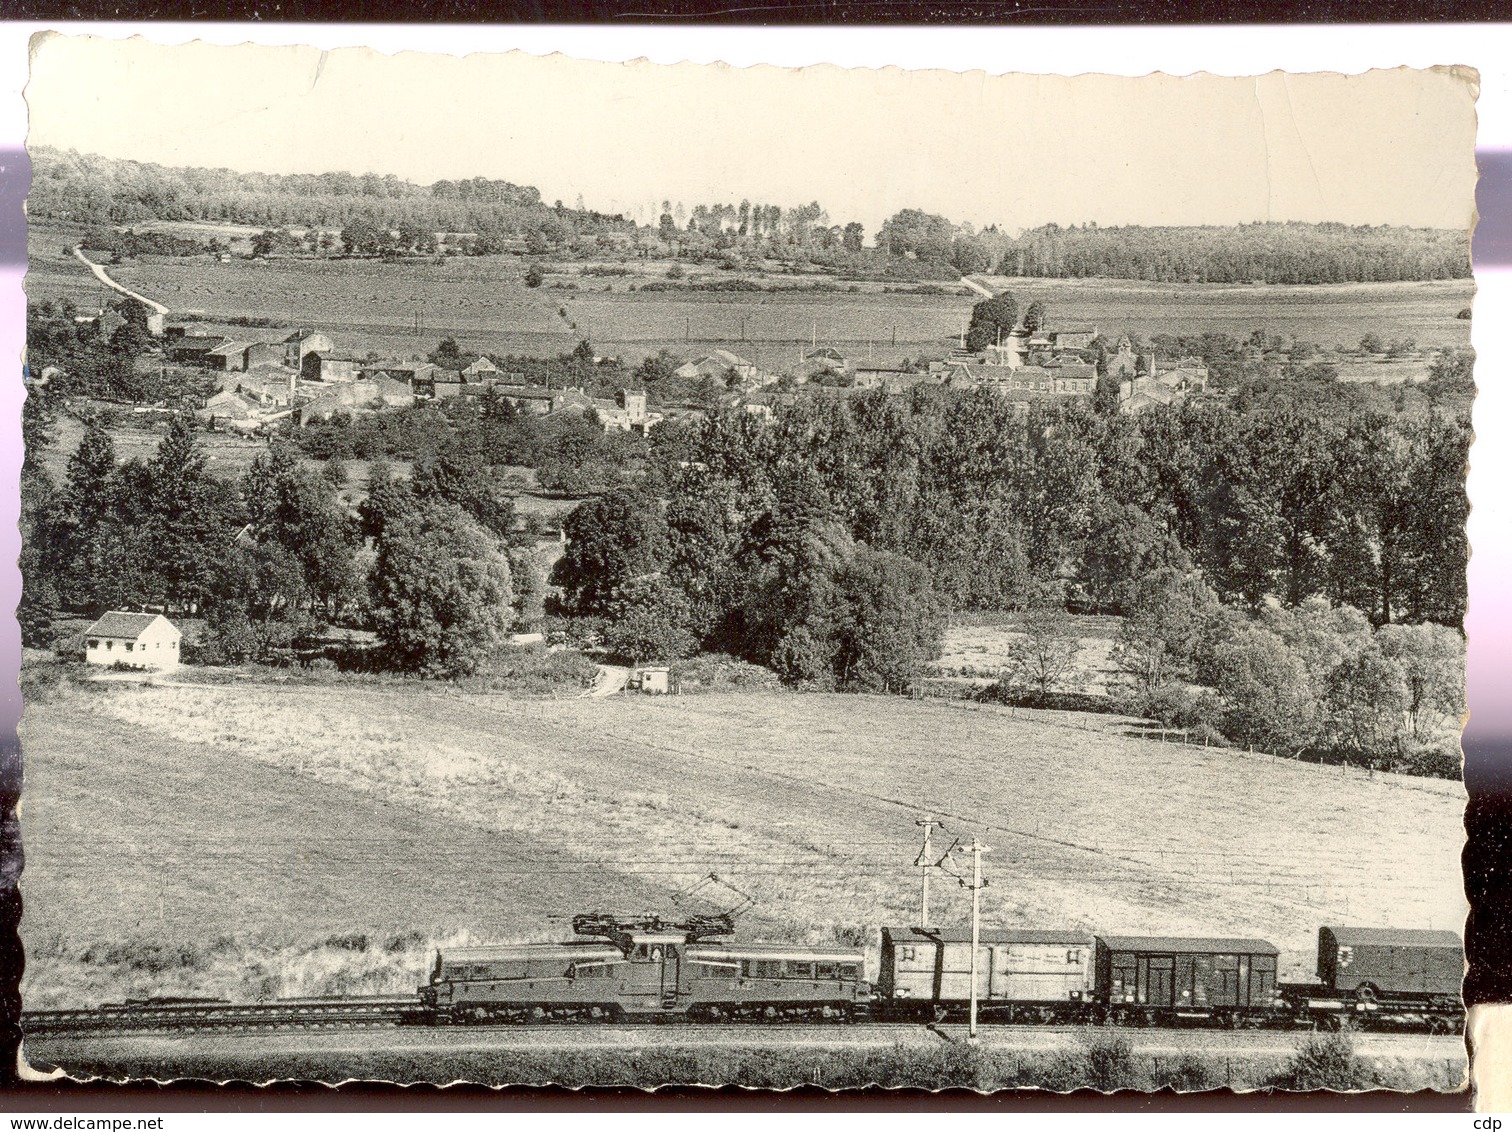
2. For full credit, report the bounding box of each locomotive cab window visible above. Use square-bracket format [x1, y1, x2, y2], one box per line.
[784, 960, 814, 979]
[900, 946, 916, 962]
[839, 964, 858, 980]
[816, 962, 839, 980]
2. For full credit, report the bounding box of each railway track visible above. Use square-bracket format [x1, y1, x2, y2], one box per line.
[23, 1001, 1464, 1040]
[22, 997, 421, 1035]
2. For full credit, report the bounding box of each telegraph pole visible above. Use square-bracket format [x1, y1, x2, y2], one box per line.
[914, 817, 944, 929]
[955, 838, 991, 1044]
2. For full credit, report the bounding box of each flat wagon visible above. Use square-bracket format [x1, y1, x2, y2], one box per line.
[1279, 926, 1462, 1031]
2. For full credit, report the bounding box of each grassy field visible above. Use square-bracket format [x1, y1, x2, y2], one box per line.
[19, 676, 1465, 1009]
[27, 225, 1474, 373]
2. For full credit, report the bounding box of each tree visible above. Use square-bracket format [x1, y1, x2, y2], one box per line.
[340, 217, 387, 255]
[965, 292, 1018, 352]
[524, 264, 545, 288]
[1005, 606, 1084, 700]
[1209, 624, 1319, 753]
[430, 337, 466, 369]
[635, 349, 681, 388]
[841, 222, 865, 253]
[831, 547, 946, 693]
[1375, 622, 1465, 742]
[1076, 502, 1183, 613]
[243, 443, 359, 616]
[551, 489, 670, 616]
[771, 623, 838, 689]
[1324, 644, 1409, 763]
[1023, 300, 1047, 333]
[250, 228, 300, 258]
[1425, 347, 1474, 408]
[410, 454, 517, 541]
[358, 460, 418, 542]
[370, 501, 514, 677]
[1111, 568, 1224, 695]
[535, 412, 610, 497]
[600, 575, 696, 665]
[141, 417, 237, 613]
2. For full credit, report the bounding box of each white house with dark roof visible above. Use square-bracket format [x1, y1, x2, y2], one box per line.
[84, 612, 181, 671]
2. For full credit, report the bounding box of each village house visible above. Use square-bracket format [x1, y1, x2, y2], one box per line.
[1048, 326, 1099, 351]
[232, 364, 300, 408]
[166, 334, 227, 366]
[283, 329, 334, 368]
[1118, 363, 1207, 414]
[301, 351, 367, 383]
[462, 357, 502, 381]
[674, 349, 768, 388]
[1152, 357, 1210, 390]
[197, 388, 257, 426]
[851, 368, 935, 395]
[84, 611, 181, 672]
[431, 360, 511, 400]
[362, 361, 439, 394]
[801, 347, 850, 381]
[204, 339, 256, 372]
[1105, 336, 1143, 379]
[946, 362, 1095, 400]
[494, 385, 596, 417]
[242, 341, 289, 370]
[593, 388, 662, 434]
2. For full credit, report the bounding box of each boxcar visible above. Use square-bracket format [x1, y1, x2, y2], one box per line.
[878, 926, 1096, 1022]
[1093, 935, 1281, 1025]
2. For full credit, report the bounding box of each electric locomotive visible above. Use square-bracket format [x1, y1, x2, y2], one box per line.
[419, 910, 869, 1024]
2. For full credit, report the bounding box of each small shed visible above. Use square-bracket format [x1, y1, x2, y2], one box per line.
[634, 666, 671, 695]
[84, 612, 181, 671]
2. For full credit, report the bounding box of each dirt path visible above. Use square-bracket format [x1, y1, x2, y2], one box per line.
[582, 664, 630, 698]
[72, 246, 170, 316]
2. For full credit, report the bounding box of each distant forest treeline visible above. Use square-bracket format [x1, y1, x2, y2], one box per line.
[28, 147, 635, 240]
[998, 223, 1472, 285]
[28, 147, 1471, 284]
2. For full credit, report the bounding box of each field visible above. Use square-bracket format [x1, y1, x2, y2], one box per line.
[930, 614, 1123, 695]
[27, 225, 1474, 373]
[19, 677, 1465, 1010]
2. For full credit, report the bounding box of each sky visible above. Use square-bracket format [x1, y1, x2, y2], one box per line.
[24, 33, 1480, 235]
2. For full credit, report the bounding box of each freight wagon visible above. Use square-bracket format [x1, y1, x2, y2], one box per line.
[878, 926, 1096, 1022]
[1094, 935, 1282, 1026]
